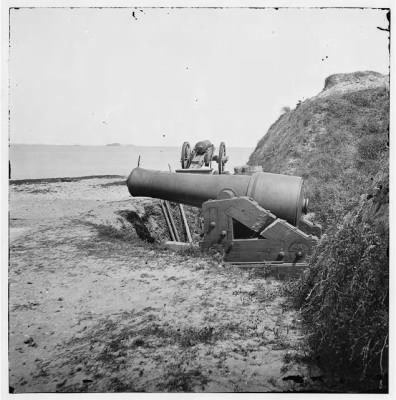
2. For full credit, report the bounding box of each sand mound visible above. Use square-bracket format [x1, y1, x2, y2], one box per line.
[321, 71, 388, 95]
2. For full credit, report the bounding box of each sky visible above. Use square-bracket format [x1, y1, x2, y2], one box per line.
[9, 7, 390, 147]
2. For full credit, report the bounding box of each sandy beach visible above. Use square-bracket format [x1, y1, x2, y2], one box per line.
[9, 176, 326, 393]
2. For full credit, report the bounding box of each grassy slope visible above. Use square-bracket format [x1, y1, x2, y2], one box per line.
[294, 160, 389, 390]
[248, 71, 389, 390]
[248, 72, 389, 229]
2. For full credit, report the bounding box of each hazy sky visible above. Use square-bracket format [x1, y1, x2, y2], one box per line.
[9, 7, 389, 147]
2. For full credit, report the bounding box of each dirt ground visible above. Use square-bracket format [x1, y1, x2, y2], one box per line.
[9, 177, 327, 393]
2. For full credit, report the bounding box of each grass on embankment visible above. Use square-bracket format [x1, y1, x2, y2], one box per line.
[248, 72, 389, 391]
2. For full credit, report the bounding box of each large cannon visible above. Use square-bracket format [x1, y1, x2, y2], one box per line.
[127, 168, 320, 268]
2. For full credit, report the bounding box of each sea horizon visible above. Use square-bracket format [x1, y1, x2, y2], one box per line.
[9, 143, 255, 180]
[9, 143, 255, 149]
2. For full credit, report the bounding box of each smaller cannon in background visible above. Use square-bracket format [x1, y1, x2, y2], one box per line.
[127, 167, 321, 273]
[177, 140, 228, 174]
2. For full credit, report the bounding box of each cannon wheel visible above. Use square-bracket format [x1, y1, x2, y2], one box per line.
[181, 142, 191, 169]
[218, 142, 226, 174]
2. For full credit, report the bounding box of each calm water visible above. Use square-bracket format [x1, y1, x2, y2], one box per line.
[9, 144, 254, 180]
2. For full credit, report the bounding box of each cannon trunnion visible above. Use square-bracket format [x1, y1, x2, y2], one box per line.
[127, 167, 320, 268]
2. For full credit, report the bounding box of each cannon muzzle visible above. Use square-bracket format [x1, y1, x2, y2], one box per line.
[127, 167, 307, 226]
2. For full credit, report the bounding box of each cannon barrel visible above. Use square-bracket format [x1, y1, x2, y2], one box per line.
[127, 168, 307, 226]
